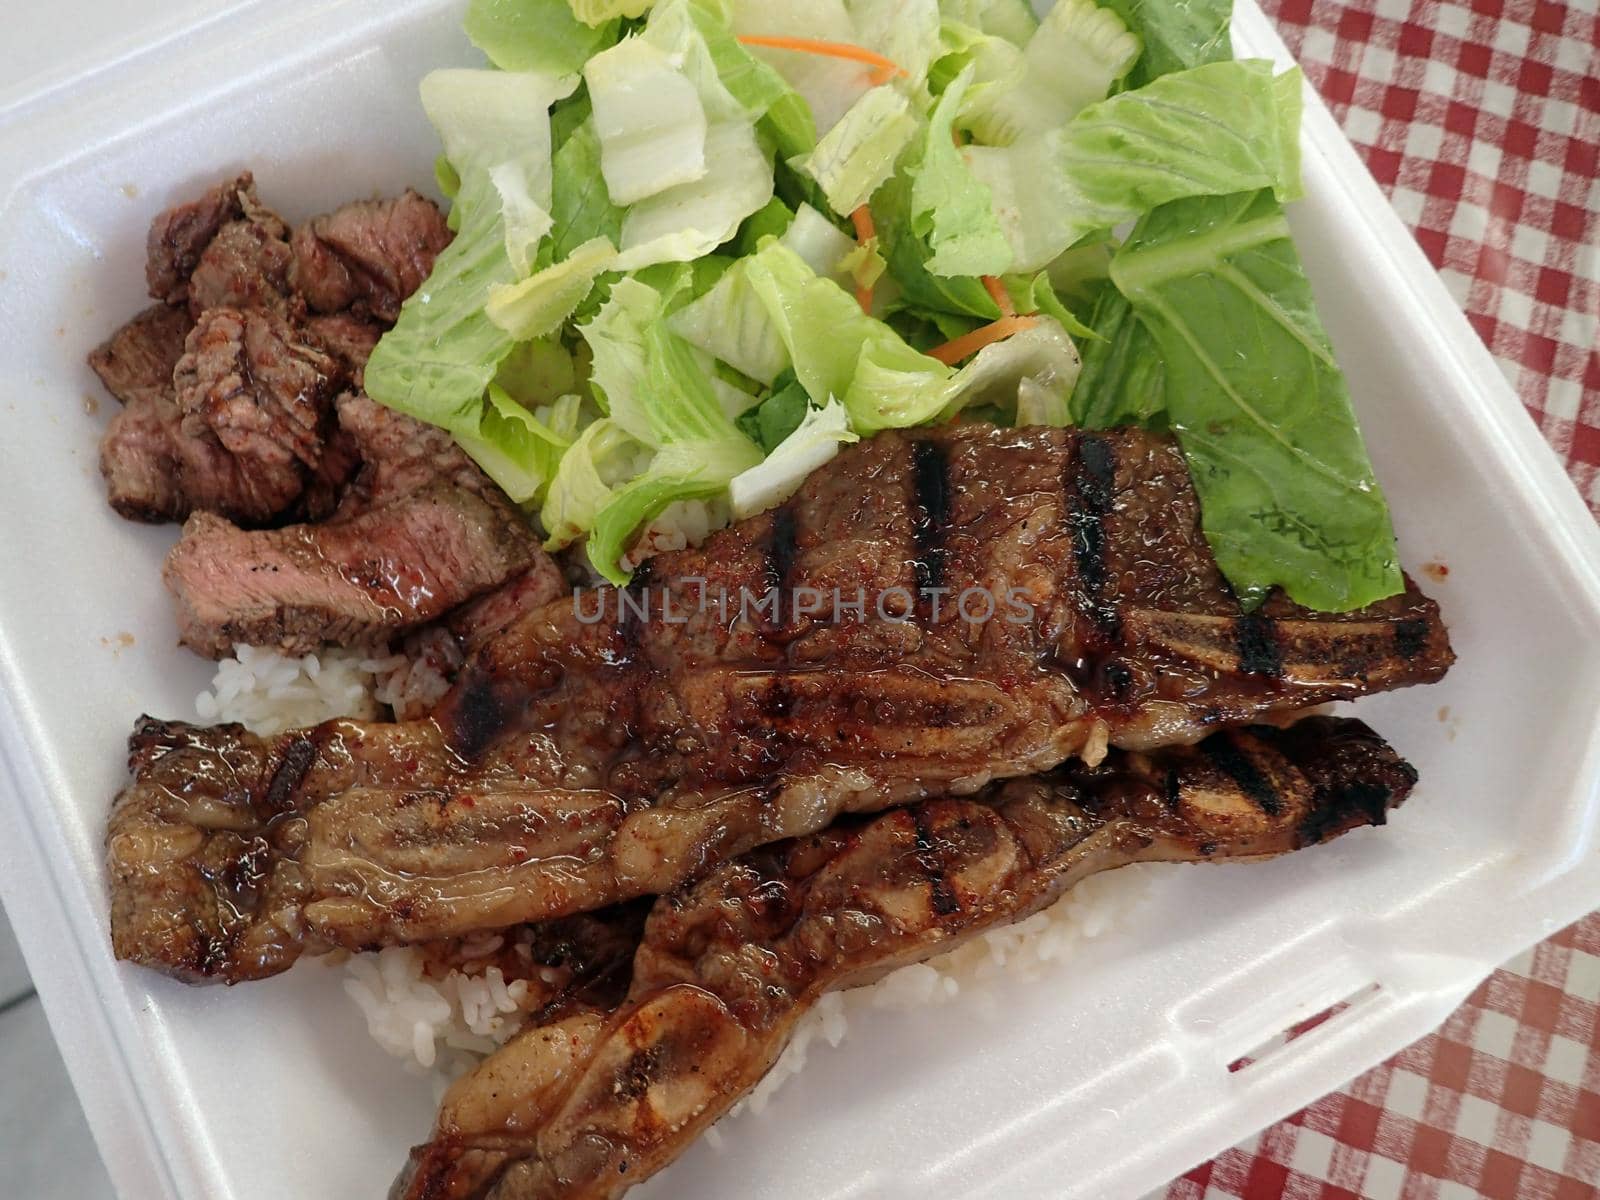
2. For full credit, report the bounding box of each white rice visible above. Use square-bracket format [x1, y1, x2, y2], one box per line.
[195, 643, 392, 735]
[200, 643, 1154, 1122]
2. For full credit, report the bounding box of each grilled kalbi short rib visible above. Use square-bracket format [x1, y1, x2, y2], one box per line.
[391, 717, 1417, 1200]
[107, 425, 1452, 985]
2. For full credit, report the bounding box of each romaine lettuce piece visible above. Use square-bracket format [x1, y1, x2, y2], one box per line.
[1109, 189, 1401, 611]
[741, 240, 956, 431]
[365, 188, 522, 435]
[495, 338, 581, 409]
[541, 418, 648, 548]
[796, 85, 919, 215]
[615, 121, 774, 268]
[964, 59, 1304, 272]
[546, 118, 626, 261]
[909, 65, 1010, 276]
[729, 398, 859, 517]
[732, 0, 876, 135]
[666, 203, 854, 383]
[938, 317, 1081, 421]
[589, 0, 775, 269]
[466, 0, 620, 75]
[454, 385, 580, 503]
[487, 236, 619, 340]
[419, 68, 578, 276]
[687, 0, 817, 158]
[585, 37, 709, 205]
[737, 370, 811, 449]
[667, 260, 791, 384]
[1101, 0, 1232, 87]
[964, 0, 1139, 145]
[1071, 285, 1166, 427]
[577, 270, 763, 576]
[587, 437, 760, 580]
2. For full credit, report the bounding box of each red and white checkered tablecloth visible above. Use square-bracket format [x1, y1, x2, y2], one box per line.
[1163, 2, 1600, 1197]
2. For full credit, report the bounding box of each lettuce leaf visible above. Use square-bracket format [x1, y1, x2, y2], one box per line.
[587, 438, 757, 580]
[587, 0, 774, 270]
[729, 398, 859, 517]
[366, 64, 579, 445]
[742, 240, 955, 431]
[541, 418, 646, 547]
[455, 385, 582, 503]
[1100, 0, 1232, 87]
[466, 0, 620, 74]
[1071, 286, 1166, 427]
[419, 68, 578, 276]
[667, 203, 862, 383]
[687, 0, 817, 158]
[547, 117, 626, 260]
[487, 236, 619, 339]
[585, 37, 710, 205]
[796, 85, 920, 215]
[909, 66, 1011, 276]
[1109, 189, 1401, 611]
[963, 0, 1140, 145]
[964, 58, 1303, 272]
[737, 370, 811, 450]
[572, 268, 763, 578]
[874, 168, 1001, 319]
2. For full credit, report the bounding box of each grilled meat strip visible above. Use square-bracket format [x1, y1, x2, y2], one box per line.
[108, 426, 1451, 984]
[392, 717, 1417, 1200]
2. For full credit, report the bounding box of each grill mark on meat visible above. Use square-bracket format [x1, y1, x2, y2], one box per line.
[912, 808, 962, 916]
[1394, 618, 1429, 660]
[1063, 432, 1124, 693]
[1234, 613, 1284, 677]
[446, 670, 513, 762]
[393, 718, 1417, 1200]
[1200, 734, 1283, 816]
[909, 440, 951, 603]
[263, 736, 317, 813]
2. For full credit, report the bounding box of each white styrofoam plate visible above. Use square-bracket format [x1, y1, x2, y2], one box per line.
[0, 3, 1597, 1198]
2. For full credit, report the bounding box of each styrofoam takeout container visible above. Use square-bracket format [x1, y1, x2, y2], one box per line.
[0, 2, 1597, 1197]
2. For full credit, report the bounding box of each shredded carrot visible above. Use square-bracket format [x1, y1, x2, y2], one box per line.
[850, 205, 876, 244]
[981, 275, 1016, 319]
[927, 315, 1040, 366]
[850, 205, 877, 313]
[737, 34, 906, 84]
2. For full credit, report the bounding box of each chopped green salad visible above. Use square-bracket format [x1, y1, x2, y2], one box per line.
[365, 0, 1402, 609]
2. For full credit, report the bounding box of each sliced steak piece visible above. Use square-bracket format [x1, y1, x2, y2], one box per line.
[99, 392, 186, 522]
[171, 307, 343, 524]
[87, 304, 195, 407]
[331, 391, 494, 519]
[290, 190, 452, 322]
[162, 482, 539, 658]
[392, 717, 1417, 1200]
[185, 211, 294, 318]
[145, 172, 259, 305]
[304, 314, 383, 388]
